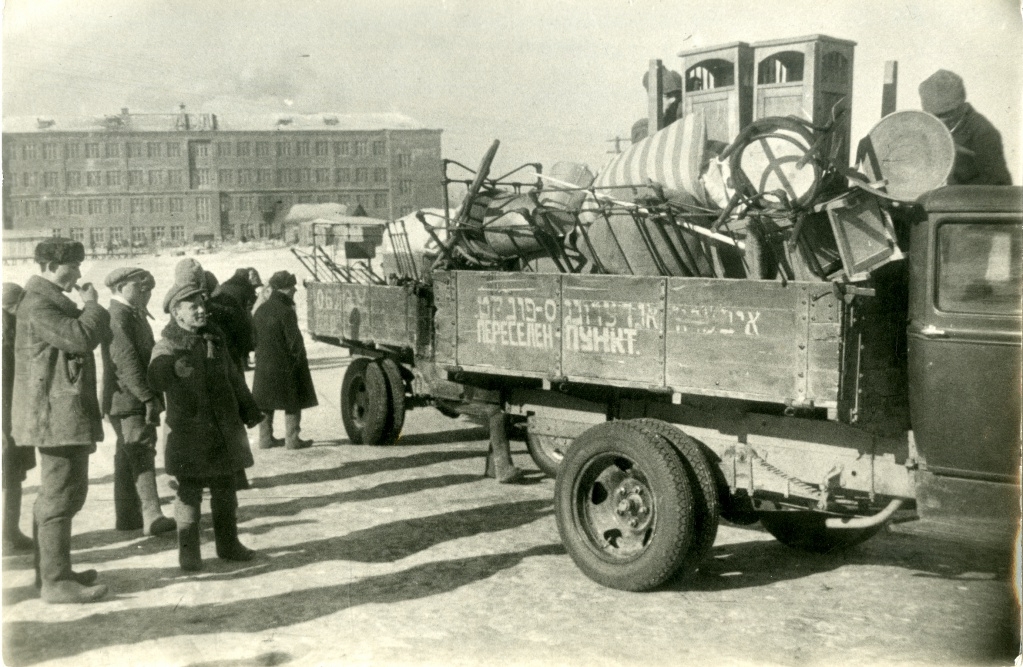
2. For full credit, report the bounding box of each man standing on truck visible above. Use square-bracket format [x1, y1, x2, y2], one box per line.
[919, 69, 1012, 186]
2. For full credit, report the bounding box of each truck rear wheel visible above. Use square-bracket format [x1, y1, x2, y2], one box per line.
[378, 359, 407, 445]
[758, 510, 883, 554]
[626, 419, 720, 576]
[340, 357, 389, 445]
[525, 432, 568, 478]
[555, 421, 695, 591]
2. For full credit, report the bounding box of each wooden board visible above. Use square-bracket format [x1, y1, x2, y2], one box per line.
[306, 282, 417, 350]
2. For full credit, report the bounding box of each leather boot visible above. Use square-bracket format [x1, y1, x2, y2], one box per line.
[175, 499, 202, 572]
[136, 471, 176, 536]
[284, 412, 312, 450]
[113, 447, 144, 531]
[210, 487, 254, 561]
[486, 411, 524, 484]
[2, 483, 34, 552]
[38, 521, 107, 603]
[257, 411, 284, 449]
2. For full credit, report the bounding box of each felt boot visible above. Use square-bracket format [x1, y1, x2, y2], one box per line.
[175, 500, 202, 572]
[211, 487, 254, 561]
[485, 411, 524, 484]
[2, 483, 34, 552]
[113, 447, 144, 531]
[37, 521, 106, 603]
[284, 412, 312, 450]
[257, 411, 284, 449]
[136, 471, 175, 536]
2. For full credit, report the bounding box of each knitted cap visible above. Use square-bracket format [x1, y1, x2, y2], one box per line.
[919, 69, 966, 115]
[34, 238, 84, 266]
[269, 271, 297, 289]
[162, 258, 206, 313]
[105, 267, 155, 291]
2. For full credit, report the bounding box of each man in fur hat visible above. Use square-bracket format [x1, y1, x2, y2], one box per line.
[251, 271, 318, 450]
[101, 267, 175, 536]
[11, 239, 109, 603]
[919, 69, 1012, 186]
[148, 259, 264, 572]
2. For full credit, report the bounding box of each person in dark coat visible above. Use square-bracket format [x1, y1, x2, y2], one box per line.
[148, 259, 264, 572]
[251, 271, 318, 450]
[101, 267, 175, 536]
[11, 239, 109, 603]
[208, 268, 257, 372]
[3, 282, 36, 553]
[919, 69, 1012, 186]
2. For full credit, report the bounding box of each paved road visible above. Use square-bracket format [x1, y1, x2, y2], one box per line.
[2, 349, 1018, 667]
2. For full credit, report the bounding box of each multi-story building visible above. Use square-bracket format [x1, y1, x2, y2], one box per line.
[1, 108, 443, 249]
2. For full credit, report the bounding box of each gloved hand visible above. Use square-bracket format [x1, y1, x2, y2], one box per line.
[174, 356, 194, 378]
[243, 412, 264, 429]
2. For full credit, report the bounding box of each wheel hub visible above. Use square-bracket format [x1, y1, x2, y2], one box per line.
[614, 480, 653, 532]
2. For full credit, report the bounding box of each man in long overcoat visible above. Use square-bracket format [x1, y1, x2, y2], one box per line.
[3, 282, 36, 552]
[101, 267, 175, 536]
[149, 259, 264, 572]
[11, 239, 109, 603]
[252, 271, 318, 450]
[208, 268, 257, 372]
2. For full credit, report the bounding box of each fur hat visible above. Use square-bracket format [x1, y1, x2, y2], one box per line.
[268, 271, 297, 290]
[919, 69, 966, 115]
[34, 238, 85, 266]
[105, 267, 155, 291]
[162, 258, 206, 313]
[2, 283, 24, 312]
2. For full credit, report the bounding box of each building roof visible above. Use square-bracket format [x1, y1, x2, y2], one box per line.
[2, 111, 435, 135]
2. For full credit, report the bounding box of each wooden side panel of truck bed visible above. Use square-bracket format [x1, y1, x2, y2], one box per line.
[307, 282, 419, 350]
[434, 271, 844, 408]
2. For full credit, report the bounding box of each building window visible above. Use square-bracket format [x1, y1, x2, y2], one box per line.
[334, 141, 350, 156]
[85, 143, 100, 158]
[106, 171, 122, 187]
[396, 153, 412, 168]
[127, 143, 143, 158]
[217, 169, 234, 186]
[166, 142, 182, 157]
[194, 169, 211, 188]
[239, 223, 254, 239]
[170, 225, 185, 242]
[399, 179, 413, 195]
[238, 169, 254, 185]
[152, 226, 166, 242]
[196, 198, 211, 224]
[354, 141, 368, 156]
[104, 143, 121, 158]
[43, 143, 60, 160]
[21, 144, 38, 160]
[130, 198, 145, 215]
[68, 199, 83, 215]
[315, 141, 329, 157]
[194, 143, 209, 158]
[146, 170, 163, 187]
[43, 172, 60, 188]
[107, 198, 122, 214]
[215, 142, 232, 157]
[236, 141, 251, 157]
[90, 227, 106, 246]
[44, 200, 61, 217]
[86, 171, 102, 187]
[64, 144, 81, 159]
[21, 172, 36, 188]
[149, 198, 165, 214]
[335, 168, 350, 184]
[314, 168, 330, 184]
[65, 171, 82, 188]
[297, 168, 311, 184]
[372, 140, 386, 156]
[169, 197, 185, 213]
[374, 193, 388, 209]
[296, 194, 313, 204]
[373, 167, 387, 183]
[277, 142, 292, 157]
[167, 170, 184, 186]
[355, 168, 370, 183]
[109, 227, 125, 245]
[127, 170, 142, 187]
[296, 141, 310, 156]
[70, 228, 86, 242]
[356, 194, 369, 208]
[255, 142, 270, 157]
[257, 168, 273, 185]
[132, 227, 148, 245]
[87, 199, 104, 215]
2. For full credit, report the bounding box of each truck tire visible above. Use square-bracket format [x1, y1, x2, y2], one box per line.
[378, 358, 407, 445]
[340, 357, 389, 445]
[625, 419, 720, 576]
[525, 432, 568, 479]
[555, 421, 695, 591]
[758, 510, 884, 554]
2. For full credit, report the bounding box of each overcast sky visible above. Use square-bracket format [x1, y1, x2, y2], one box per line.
[3, 0, 1021, 182]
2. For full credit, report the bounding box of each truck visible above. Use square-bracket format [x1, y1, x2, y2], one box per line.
[304, 38, 1021, 592]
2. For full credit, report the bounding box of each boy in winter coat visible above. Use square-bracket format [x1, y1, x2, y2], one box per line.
[100, 267, 175, 536]
[11, 239, 109, 603]
[148, 259, 264, 572]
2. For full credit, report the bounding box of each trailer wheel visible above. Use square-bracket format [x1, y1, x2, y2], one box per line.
[378, 359, 407, 445]
[525, 432, 568, 478]
[758, 510, 884, 554]
[340, 357, 389, 445]
[555, 421, 695, 591]
[626, 419, 720, 576]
